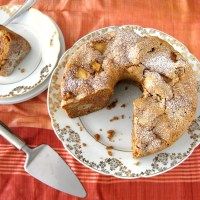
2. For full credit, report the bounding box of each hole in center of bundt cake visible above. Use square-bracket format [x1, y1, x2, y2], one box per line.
[79, 81, 143, 152]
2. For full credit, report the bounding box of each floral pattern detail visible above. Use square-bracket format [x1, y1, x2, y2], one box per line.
[0, 64, 52, 98]
[51, 118, 200, 178]
[48, 25, 200, 178]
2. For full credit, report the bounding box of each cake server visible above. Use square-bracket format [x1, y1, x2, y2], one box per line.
[0, 121, 86, 198]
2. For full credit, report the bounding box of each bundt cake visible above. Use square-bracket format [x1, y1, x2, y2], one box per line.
[61, 29, 197, 157]
[0, 25, 31, 76]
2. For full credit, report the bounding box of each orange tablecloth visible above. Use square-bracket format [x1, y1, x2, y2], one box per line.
[0, 0, 200, 199]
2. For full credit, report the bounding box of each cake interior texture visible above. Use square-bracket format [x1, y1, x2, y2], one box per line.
[61, 29, 197, 157]
[0, 25, 31, 76]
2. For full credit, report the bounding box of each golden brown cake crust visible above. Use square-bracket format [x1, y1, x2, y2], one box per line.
[0, 25, 31, 76]
[61, 29, 197, 157]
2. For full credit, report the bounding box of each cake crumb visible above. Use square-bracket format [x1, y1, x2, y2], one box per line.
[107, 99, 118, 110]
[94, 133, 100, 141]
[21, 68, 25, 73]
[82, 143, 87, 147]
[106, 146, 113, 156]
[107, 151, 112, 156]
[134, 161, 140, 166]
[121, 104, 126, 108]
[107, 130, 115, 141]
[110, 116, 119, 122]
[110, 115, 124, 122]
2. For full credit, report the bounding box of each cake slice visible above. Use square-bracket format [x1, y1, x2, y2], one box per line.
[0, 25, 31, 76]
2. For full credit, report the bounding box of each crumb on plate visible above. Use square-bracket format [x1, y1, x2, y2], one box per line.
[110, 116, 119, 122]
[121, 104, 126, 108]
[21, 68, 25, 73]
[107, 99, 118, 110]
[107, 130, 115, 141]
[134, 161, 140, 166]
[82, 143, 87, 147]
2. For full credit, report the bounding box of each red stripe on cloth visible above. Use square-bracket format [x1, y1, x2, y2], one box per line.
[1, 173, 200, 200]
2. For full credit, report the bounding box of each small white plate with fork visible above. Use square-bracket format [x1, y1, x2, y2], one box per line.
[0, 5, 60, 99]
[0, 15, 65, 104]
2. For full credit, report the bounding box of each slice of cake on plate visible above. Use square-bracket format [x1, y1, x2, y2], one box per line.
[0, 25, 31, 76]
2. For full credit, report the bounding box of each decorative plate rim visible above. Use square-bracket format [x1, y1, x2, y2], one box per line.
[0, 5, 60, 98]
[47, 25, 200, 179]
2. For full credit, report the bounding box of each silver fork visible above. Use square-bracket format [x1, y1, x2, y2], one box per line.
[3, 0, 37, 26]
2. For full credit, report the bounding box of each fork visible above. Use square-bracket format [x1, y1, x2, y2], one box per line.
[2, 0, 37, 26]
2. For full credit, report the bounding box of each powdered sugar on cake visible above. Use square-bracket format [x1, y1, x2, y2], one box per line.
[61, 28, 197, 157]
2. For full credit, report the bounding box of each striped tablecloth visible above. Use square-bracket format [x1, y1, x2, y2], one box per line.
[0, 0, 200, 199]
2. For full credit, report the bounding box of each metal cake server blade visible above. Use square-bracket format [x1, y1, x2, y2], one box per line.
[0, 121, 86, 198]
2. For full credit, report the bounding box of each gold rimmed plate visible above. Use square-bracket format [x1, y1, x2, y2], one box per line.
[48, 25, 200, 178]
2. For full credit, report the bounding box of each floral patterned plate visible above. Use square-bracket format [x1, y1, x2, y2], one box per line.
[0, 5, 60, 98]
[48, 25, 200, 179]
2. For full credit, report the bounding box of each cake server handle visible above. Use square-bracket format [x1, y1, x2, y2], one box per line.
[0, 121, 26, 150]
[3, 0, 37, 26]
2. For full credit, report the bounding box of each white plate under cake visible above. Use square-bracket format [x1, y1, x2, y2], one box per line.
[48, 25, 200, 178]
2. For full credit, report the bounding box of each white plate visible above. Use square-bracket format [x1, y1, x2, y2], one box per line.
[0, 5, 60, 98]
[0, 16, 66, 104]
[48, 25, 200, 179]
